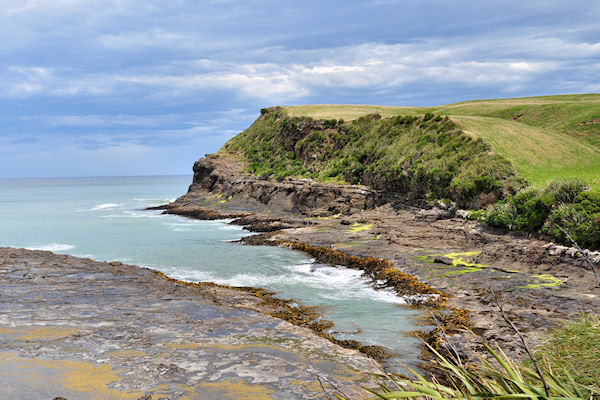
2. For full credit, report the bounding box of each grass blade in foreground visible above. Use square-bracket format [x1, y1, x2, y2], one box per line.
[366, 343, 598, 400]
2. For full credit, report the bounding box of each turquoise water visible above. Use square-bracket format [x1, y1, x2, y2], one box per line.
[0, 176, 421, 369]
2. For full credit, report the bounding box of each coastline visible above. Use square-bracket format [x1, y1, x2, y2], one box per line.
[0, 247, 382, 399]
[162, 154, 600, 362]
[3, 161, 599, 397]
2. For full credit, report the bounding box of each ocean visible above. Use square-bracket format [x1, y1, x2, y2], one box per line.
[0, 175, 421, 369]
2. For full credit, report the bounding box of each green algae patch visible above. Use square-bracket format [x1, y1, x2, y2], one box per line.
[416, 251, 488, 278]
[305, 213, 341, 221]
[517, 274, 563, 289]
[413, 255, 436, 264]
[441, 251, 483, 267]
[346, 223, 373, 233]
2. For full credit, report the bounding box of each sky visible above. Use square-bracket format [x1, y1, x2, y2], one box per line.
[1, 0, 599, 178]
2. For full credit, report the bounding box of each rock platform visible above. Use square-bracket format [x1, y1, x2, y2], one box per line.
[0, 247, 381, 399]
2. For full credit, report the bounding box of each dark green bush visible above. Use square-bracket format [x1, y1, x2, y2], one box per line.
[486, 201, 518, 229]
[511, 189, 554, 231]
[543, 191, 600, 248]
[484, 181, 599, 248]
[544, 180, 589, 203]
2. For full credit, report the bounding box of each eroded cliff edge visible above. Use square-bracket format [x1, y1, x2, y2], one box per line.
[174, 153, 382, 217]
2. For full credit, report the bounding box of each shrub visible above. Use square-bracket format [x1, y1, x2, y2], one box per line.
[544, 180, 589, 204]
[226, 111, 524, 209]
[485, 188, 549, 231]
[486, 201, 518, 229]
[543, 192, 600, 248]
[511, 189, 554, 231]
[467, 209, 486, 221]
[482, 181, 599, 248]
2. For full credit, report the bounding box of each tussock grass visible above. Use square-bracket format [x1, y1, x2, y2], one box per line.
[360, 314, 600, 400]
[531, 314, 600, 396]
[363, 342, 598, 400]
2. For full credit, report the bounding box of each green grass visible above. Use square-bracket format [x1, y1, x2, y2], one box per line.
[285, 104, 427, 120]
[454, 116, 600, 190]
[530, 314, 600, 396]
[284, 94, 600, 190]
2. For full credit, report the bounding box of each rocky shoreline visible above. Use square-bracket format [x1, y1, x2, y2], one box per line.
[4, 152, 599, 398]
[0, 247, 382, 399]
[164, 154, 600, 362]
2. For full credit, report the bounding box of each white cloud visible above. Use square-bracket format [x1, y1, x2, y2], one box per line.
[0, 20, 596, 105]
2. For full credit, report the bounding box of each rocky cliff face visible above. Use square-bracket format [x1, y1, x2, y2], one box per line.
[170, 154, 383, 217]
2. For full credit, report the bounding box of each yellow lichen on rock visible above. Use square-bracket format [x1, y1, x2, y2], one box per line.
[0, 325, 78, 341]
[1, 352, 141, 399]
[105, 349, 146, 358]
[194, 379, 275, 400]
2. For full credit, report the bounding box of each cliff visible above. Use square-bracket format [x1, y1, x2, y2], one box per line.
[168, 153, 382, 218]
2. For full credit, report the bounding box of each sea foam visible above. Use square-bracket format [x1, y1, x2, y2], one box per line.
[91, 203, 121, 211]
[26, 243, 75, 252]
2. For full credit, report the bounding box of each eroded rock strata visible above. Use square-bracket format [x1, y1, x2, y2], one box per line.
[169, 153, 382, 217]
[166, 153, 600, 362]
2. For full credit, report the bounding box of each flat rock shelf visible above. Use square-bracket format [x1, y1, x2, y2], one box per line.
[0, 247, 381, 400]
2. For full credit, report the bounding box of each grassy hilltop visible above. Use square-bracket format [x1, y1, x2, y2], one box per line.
[222, 94, 600, 248]
[285, 94, 600, 190]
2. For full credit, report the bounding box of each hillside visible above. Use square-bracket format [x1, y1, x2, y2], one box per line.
[223, 109, 525, 209]
[284, 94, 600, 190]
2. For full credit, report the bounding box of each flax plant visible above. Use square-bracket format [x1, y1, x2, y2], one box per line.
[361, 343, 597, 400]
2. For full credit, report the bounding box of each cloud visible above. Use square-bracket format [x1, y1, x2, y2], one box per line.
[1, 0, 599, 177]
[0, 37, 571, 103]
